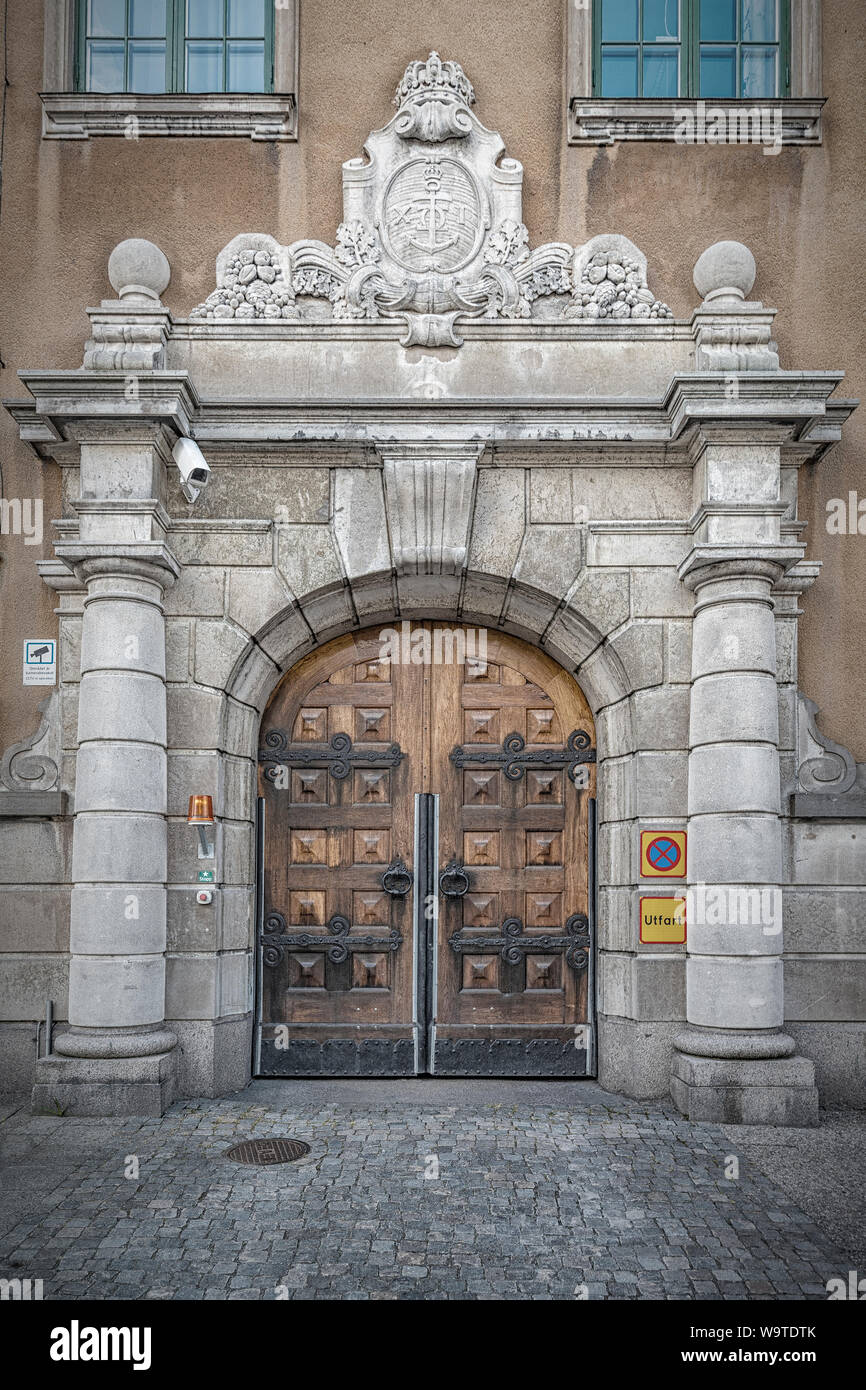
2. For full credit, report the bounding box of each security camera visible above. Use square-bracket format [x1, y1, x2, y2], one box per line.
[173, 436, 210, 504]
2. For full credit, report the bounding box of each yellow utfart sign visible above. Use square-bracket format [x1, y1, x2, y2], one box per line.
[640, 896, 687, 944]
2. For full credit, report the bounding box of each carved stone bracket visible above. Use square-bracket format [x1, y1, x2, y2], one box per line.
[449, 913, 591, 972]
[262, 911, 402, 967]
[792, 693, 866, 820]
[796, 695, 856, 794]
[380, 443, 480, 576]
[0, 694, 61, 793]
[83, 303, 172, 370]
[258, 731, 404, 782]
[450, 730, 596, 781]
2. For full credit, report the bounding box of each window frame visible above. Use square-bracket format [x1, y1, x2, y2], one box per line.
[593, 0, 685, 100]
[568, 0, 822, 146]
[74, 0, 276, 96]
[41, 0, 296, 141]
[591, 0, 791, 100]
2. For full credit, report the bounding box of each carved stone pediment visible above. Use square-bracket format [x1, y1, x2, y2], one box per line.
[191, 52, 671, 347]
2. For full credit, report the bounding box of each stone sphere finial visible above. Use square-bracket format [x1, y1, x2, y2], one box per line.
[108, 238, 171, 302]
[693, 240, 756, 304]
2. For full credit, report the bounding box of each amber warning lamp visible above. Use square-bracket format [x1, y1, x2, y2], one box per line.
[188, 795, 215, 859]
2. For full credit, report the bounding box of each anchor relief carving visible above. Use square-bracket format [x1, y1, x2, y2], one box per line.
[192, 51, 671, 347]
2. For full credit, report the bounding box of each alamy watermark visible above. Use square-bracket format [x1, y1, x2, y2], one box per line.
[826, 1270, 866, 1299]
[681, 882, 782, 936]
[378, 621, 488, 666]
[826, 491, 866, 535]
[0, 497, 42, 545]
[675, 101, 782, 156]
[0, 1276, 44, 1300]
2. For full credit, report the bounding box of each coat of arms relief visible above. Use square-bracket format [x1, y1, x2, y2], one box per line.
[192, 52, 671, 347]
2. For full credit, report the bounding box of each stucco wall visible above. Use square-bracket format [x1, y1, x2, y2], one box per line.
[0, 0, 864, 760]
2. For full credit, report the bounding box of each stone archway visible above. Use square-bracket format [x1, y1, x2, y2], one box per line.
[219, 574, 639, 1093]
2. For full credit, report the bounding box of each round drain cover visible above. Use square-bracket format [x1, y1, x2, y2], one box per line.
[225, 1137, 311, 1166]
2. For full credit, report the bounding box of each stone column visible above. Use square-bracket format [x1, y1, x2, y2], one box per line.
[671, 553, 818, 1125]
[32, 548, 179, 1116]
[33, 541, 179, 1115]
[29, 238, 187, 1116]
[669, 240, 820, 1126]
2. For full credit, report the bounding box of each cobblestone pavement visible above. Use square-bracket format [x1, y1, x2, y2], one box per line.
[0, 1080, 857, 1301]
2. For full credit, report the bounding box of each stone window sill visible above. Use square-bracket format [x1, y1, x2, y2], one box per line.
[568, 98, 824, 147]
[40, 91, 297, 142]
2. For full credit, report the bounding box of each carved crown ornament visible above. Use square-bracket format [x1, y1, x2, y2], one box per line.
[190, 52, 672, 348]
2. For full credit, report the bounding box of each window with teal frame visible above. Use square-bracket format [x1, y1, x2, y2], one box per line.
[593, 0, 790, 99]
[75, 0, 275, 94]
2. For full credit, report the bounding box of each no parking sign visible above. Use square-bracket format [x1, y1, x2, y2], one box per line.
[640, 830, 686, 879]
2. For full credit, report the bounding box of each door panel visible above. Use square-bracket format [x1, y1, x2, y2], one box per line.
[429, 633, 595, 1075]
[256, 626, 596, 1077]
[258, 636, 422, 1075]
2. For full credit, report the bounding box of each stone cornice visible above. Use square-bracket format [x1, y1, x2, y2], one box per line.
[170, 318, 694, 343]
[4, 370, 854, 467]
[8, 372, 200, 444]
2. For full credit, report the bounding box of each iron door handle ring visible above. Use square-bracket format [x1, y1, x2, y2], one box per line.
[381, 858, 412, 897]
[439, 859, 470, 898]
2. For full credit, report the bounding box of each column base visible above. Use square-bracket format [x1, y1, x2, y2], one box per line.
[671, 1048, 819, 1127]
[31, 1049, 177, 1117]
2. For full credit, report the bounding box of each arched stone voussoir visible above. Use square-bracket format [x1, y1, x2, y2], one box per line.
[226, 566, 296, 640]
[543, 603, 634, 727]
[223, 571, 639, 768]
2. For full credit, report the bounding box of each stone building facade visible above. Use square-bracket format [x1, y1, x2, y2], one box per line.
[0, 4, 864, 1124]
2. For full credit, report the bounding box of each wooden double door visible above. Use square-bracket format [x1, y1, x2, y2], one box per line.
[256, 625, 596, 1076]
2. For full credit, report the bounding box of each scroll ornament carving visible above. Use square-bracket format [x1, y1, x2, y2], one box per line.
[191, 54, 671, 345]
[796, 695, 856, 795]
[0, 694, 60, 793]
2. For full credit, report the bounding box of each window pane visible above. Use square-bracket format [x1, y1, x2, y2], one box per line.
[742, 0, 777, 42]
[87, 0, 126, 37]
[227, 39, 265, 91]
[228, 0, 265, 37]
[601, 0, 638, 42]
[601, 47, 639, 97]
[700, 0, 737, 41]
[643, 0, 679, 41]
[643, 47, 679, 96]
[128, 39, 166, 91]
[742, 45, 777, 97]
[130, 0, 166, 37]
[700, 46, 737, 96]
[186, 39, 223, 90]
[86, 39, 125, 90]
[187, 0, 223, 37]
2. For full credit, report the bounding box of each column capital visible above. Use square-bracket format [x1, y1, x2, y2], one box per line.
[54, 542, 180, 592]
[677, 544, 803, 593]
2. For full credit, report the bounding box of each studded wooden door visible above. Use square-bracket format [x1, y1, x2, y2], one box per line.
[256, 626, 596, 1077]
